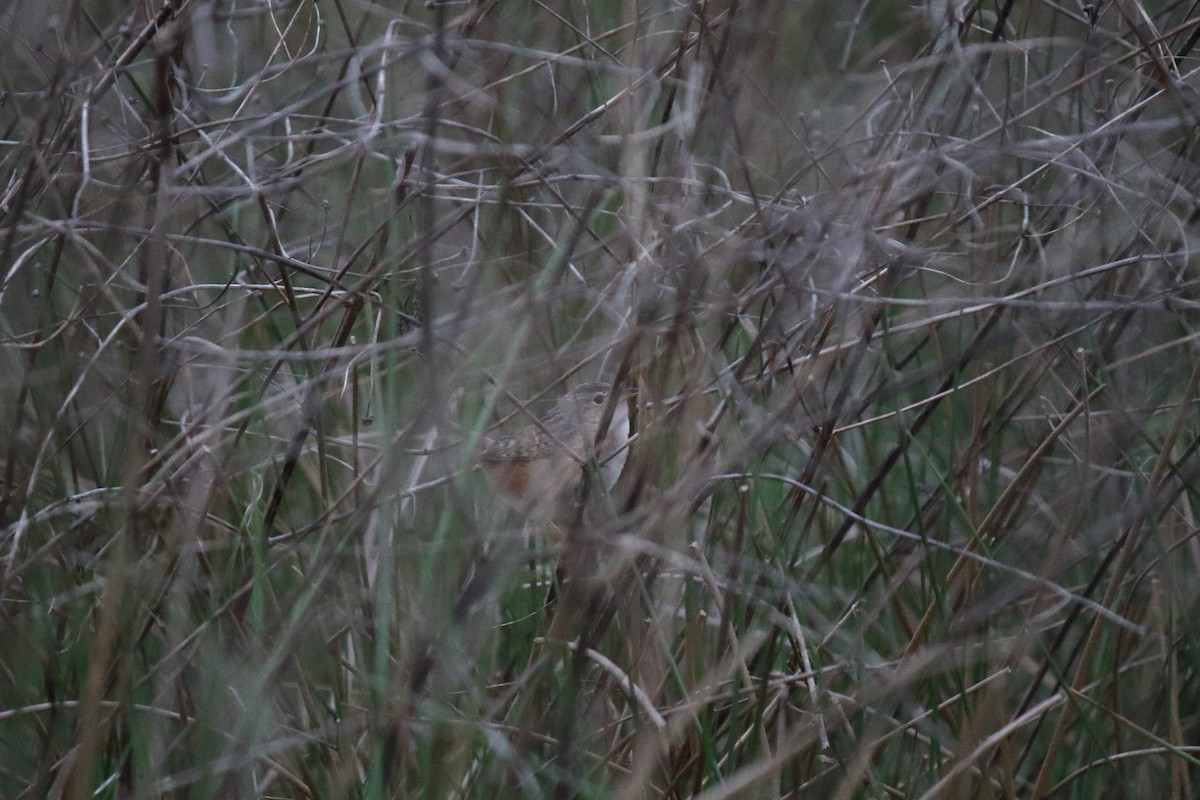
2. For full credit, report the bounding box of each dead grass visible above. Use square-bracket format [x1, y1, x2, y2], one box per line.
[2, 0, 1200, 797]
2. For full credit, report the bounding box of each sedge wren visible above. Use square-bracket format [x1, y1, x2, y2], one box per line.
[479, 382, 633, 520]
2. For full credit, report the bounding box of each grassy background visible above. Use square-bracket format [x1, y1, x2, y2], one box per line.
[2, 0, 1200, 797]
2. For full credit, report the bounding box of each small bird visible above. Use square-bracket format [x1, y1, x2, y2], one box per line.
[479, 382, 633, 522]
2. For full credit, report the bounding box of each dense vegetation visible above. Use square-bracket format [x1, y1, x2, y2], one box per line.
[2, 0, 1199, 797]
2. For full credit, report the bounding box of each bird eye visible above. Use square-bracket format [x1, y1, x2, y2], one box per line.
[592, 393, 606, 405]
